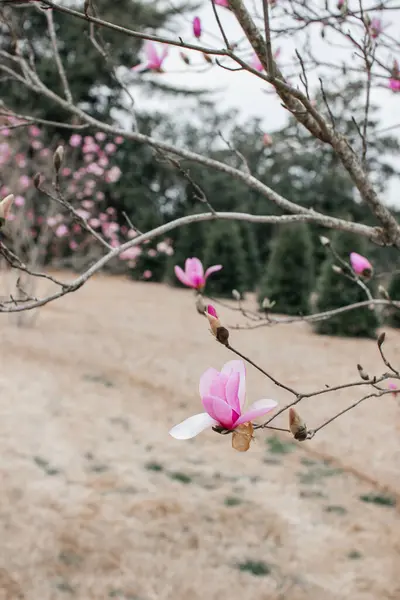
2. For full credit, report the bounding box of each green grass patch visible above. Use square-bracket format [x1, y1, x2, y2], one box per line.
[145, 462, 163, 472]
[359, 493, 396, 507]
[168, 471, 192, 484]
[224, 496, 242, 507]
[237, 560, 271, 577]
[266, 436, 297, 454]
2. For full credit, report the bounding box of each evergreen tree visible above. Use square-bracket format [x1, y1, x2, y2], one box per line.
[239, 222, 262, 290]
[314, 230, 379, 338]
[387, 272, 400, 327]
[203, 221, 247, 297]
[257, 223, 314, 315]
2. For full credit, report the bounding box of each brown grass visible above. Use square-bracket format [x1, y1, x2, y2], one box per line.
[0, 274, 399, 600]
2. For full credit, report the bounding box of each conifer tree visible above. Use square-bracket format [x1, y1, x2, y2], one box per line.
[314, 230, 378, 338]
[258, 224, 314, 315]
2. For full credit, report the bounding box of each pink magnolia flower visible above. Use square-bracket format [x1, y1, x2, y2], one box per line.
[174, 257, 222, 289]
[62, 167, 72, 177]
[143, 270, 152, 279]
[105, 143, 116, 154]
[55, 224, 68, 237]
[14, 195, 25, 207]
[31, 140, 43, 150]
[95, 132, 106, 142]
[349, 252, 373, 277]
[84, 136, 94, 145]
[120, 246, 141, 260]
[213, 0, 230, 8]
[40, 148, 50, 158]
[82, 200, 94, 209]
[69, 134, 82, 147]
[132, 41, 169, 73]
[89, 218, 101, 228]
[69, 240, 78, 251]
[193, 16, 202, 39]
[28, 125, 41, 137]
[369, 17, 382, 39]
[114, 136, 124, 144]
[105, 166, 121, 183]
[19, 175, 31, 189]
[169, 360, 278, 439]
[389, 78, 400, 92]
[249, 47, 280, 72]
[1, 128, 10, 137]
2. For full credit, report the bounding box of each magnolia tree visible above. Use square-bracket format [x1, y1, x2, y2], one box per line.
[1, 0, 400, 449]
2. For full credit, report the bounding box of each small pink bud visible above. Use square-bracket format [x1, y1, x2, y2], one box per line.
[349, 252, 373, 278]
[193, 16, 201, 39]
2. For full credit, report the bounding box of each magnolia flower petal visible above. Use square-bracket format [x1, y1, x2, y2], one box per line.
[199, 367, 219, 397]
[204, 264, 223, 279]
[186, 257, 204, 279]
[169, 412, 217, 439]
[349, 252, 372, 275]
[174, 265, 194, 288]
[131, 62, 148, 72]
[144, 41, 159, 65]
[236, 398, 278, 425]
[202, 395, 235, 429]
[225, 371, 241, 415]
[221, 360, 246, 409]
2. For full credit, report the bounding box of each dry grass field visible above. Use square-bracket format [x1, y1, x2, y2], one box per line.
[0, 273, 399, 600]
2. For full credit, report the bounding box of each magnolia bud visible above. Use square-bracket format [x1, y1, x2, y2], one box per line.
[262, 297, 275, 310]
[33, 172, 42, 189]
[319, 236, 330, 246]
[357, 363, 369, 381]
[53, 145, 64, 172]
[232, 289, 241, 301]
[332, 265, 342, 274]
[0, 194, 14, 224]
[232, 422, 253, 452]
[179, 52, 190, 65]
[206, 304, 221, 336]
[195, 293, 206, 315]
[289, 407, 308, 441]
[203, 53, 213, 64]
[216, 326, 230, 346]
[377, 332, 386, 348]
[378, 285, 390, 300]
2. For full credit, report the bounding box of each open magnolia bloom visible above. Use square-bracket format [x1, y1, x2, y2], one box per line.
[131, 41, 168, 73]
[174, 257, 222, 290]
[169, 360, 277, 442]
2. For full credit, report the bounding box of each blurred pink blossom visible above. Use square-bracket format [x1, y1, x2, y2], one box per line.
[75, 208, 91, 220]
[1, 128, 10, 137]
[62, 167, 72, 176]
[95, 132, 106, 141]
[29, 125, 41, 137]
[98, 156, 109, 167]
[31, 140, 43, 150]
[19, 175, 31, 189]
[369, 17, 383, 38]
[69, 134, 82, 147]
[14, 195, 25, 207]
[89, 218, 101, 228]
[84, 136, 94, 144]
[96, 191, 105, 201]
[132, 41, 169, 73]
[69, 240, 78, 250]
[120, 246, 141, 260]
[82, 200, 94, 209]
[148, 249, 157, 257]
[105, 166, 121, 183]
[389, 78, 400, 91]
[114, 136, 124, 144]
[73, 224, 82, 234]
[55, 224, 68, 237]
[169, 360, 277, 439]
[40, 148, 51, 158]
[105, 143, 117, 154]
[143, 270, 152, 279]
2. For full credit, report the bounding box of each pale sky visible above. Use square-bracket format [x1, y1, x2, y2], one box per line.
[130, 1, 400, 207]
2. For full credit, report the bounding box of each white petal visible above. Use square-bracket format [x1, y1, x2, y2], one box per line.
[169, 413, 217, 440]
